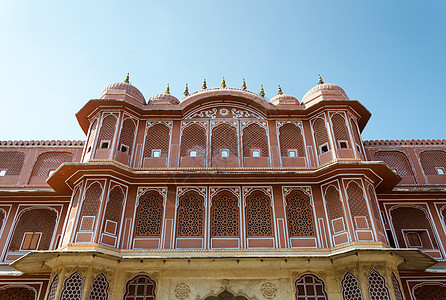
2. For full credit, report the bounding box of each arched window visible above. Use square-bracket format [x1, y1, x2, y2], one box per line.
[47, 274, 59, 300]
[134, 191, 164, 237]
[176, 191, 204, 237]
[180, 124, 207, 157]
[367, 269, 390, 300]
[373, 151, 414, 176]
[118, 118, 136, 155]
[77, 182, 103, 233]
[324, 186, 346, 234]
[414, 283, 446, 299]
[341, 272, 363, 300]
[350, 118, 362, 152]
[89, 273, 109, 300]
[390, 206, 438, 249]
[391, 272, 403, 300]
[313, 118, 330, 154]
[102, 186, 125, 238]
[0, 151, 25, 176]
[85, 119, 98, 154]
[96, 115, 117, 150]
[123, 274, 156, 300]
[144, 124, 170, 158]
[367, 185, 384, 234]
[295, 274, 328, 299]
[211, 191, 239, 237]
[279, 123, 306, 158]
[0, 286, 36, 300]
[245, 191, 273, 237]
[346, 182, 370, 230]
[61, 187, 82, 246]
[9, 208, 57, 251]
[242, 123, 269, 158]
[419, 150, 446, 175]
[286, 190, 314, 237]
[331, 114, 350, 149]
[60, 271, 84, 300]
[0, 209, 5, 232]
[30, 152, 73, 177]
[211, 124, 238, 158]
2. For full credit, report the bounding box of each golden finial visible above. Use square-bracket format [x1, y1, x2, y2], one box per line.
[242, 79, 247, 90]
[184, 83, 189, 96]
[278, 85, 283, 95]
[221, 77, 226, 88]
[318, 74, 324, 85]
[165, 83, 170, 94]
[202, 79, 207, 90]
[124, 73, 130, 84]
[260, 85, 265, 97]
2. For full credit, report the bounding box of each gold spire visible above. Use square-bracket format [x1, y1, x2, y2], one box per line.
[318, 74, 324, 85]
[221, 77, 226, 88]
[278, 85, 283, 95]
[260, 85, 265, 97]
[184, 83, 189, 96]
[202, 79, 207, 90]
[241, 79, 247, 90]
[165, 83, 170, 94]
[124, 73, 130, 84]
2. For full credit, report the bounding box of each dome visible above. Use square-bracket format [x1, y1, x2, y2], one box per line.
[301, 83, 348, 105]
[99, 82, 146, 105]
[270, 94, 299, 106]
[148, 93, 180, 105]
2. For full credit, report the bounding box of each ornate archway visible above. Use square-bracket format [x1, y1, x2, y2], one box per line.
[204, 290, 248, 300]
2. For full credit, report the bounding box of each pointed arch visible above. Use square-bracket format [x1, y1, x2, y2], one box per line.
[89, 273, 109, 300]
[123, 274, 156, 300]
[60, 271, 84, 300]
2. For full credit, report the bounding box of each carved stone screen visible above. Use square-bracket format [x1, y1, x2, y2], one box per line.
[0, 287, 36, 300]
[180, 124, 207, 157]
[286, 190, 314, 237]
[144, 124, 170, 158]
[176, 191, 204, 237]
[88, 273, 109, 300]
[279, 123, 305, 157]
[242, 123, 269, 157]
[341, 272, 363, 300]
[134, 191, 164, 237]
[0, 151, 25, 175]
[367, 269, 390, 300]
[211, 191, 239, 237]
[60, 271, 84, 300]
[9, 208, 57, 251]
[245, 191, 273, 237]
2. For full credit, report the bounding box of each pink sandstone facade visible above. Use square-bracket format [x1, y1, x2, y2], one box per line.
[0, 76, 445, 299]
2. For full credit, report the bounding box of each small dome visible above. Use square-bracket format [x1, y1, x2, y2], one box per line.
[99, 82, 145, 105]
[148, 93, 180, 105]
[301, 83, 348, 105]
[270, 94, 299, 106]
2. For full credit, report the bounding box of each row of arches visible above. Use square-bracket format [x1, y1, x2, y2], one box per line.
[85, 111, 364, 168]
[0, 151, 74, 182]
[41, 269, 401, 300]
[373, 150, 446, 183]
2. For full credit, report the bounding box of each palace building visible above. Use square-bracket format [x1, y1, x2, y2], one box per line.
[0, 75, 445, 299]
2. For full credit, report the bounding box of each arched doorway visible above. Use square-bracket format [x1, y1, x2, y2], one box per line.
[204, 290, 248, 300]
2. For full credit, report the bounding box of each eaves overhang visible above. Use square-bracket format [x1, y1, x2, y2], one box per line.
[10, 243, 436, 274]
[46, 159, 400, 194]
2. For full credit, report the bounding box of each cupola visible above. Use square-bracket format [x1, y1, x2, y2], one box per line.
[99, 74, 146, 106]
[270, 85, 299, 105]
[147, 84, 180, 105]
[301, 75, 348, 106]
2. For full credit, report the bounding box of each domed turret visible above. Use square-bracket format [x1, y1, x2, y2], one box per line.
[301, 75, 348, 105]
[147, 84, 180, 105]
[99, 74, 146, 106]
[270, 85, 299, 105]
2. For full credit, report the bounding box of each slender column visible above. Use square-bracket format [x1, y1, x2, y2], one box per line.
[80, 264, 94, 300]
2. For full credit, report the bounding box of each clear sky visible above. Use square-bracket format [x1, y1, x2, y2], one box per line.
[0, 0, 444, 141]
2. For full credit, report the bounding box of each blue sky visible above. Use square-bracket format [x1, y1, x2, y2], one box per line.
[0, 0, 444, 141]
